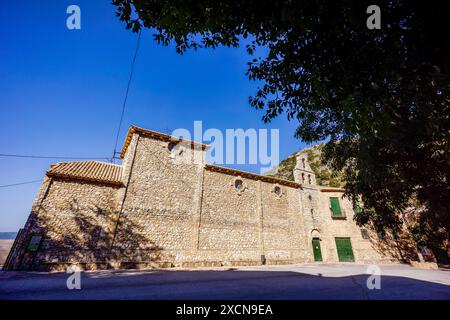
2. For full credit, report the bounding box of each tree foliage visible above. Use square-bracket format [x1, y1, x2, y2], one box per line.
[112, 0, 450, 240]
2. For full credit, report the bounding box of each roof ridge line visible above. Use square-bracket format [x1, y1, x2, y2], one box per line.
[120, 125, 210, 158]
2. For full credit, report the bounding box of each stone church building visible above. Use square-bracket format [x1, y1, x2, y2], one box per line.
[4, 126, 401, 271]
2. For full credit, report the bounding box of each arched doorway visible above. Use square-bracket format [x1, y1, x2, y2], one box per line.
[311, 229, 322, 262]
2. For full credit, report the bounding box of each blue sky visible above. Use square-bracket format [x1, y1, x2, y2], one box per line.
[0, 1, 308, 232]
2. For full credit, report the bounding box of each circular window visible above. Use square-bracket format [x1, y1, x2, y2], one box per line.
[274, 186, 282, 196]
[234, 179, 243, 191]
[168, 141, 178, 152]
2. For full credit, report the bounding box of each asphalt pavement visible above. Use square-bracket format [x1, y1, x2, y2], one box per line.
[1, 263, 449, 299]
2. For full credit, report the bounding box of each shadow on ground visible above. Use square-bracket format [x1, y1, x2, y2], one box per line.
[1, 266, 449, 300]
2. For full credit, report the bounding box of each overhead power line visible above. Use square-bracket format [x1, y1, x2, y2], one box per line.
[0, 154, 111, 161]
[2, 31, 143, 188]
[0, 180, 42, 188]
[112, 29, 142, 161]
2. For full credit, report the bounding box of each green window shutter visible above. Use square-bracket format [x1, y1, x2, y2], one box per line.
[330, 197, 342, 217]
[27, 234, 42, 252]
[353, 200, 361, 214]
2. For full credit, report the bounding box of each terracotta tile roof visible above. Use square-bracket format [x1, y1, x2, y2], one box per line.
[120, 125, 209, 158]
[46, 161, 123, 186]
[204, 164, 302, 189]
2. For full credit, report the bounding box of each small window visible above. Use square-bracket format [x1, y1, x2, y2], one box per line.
[361, 228, 370, 239]
[27, 234, 43, 252]
[310, 208, 314, 217]
[308, 174, 311, 184]
[393, 229, 400, 240]
[168, 141, 178, 152]
[274, 186, 282, 196]
[234, 179, 243, 191]
[301, 173, 305, 183]
[308, 194, 313, 201]
[353, 200, 362, 214]
[302, 158, 306, 169]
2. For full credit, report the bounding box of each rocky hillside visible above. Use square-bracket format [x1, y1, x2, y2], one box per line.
[267, 144, 345, 187]
[265, 153, 297, 181]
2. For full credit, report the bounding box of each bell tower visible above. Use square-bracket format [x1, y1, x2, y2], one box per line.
[294, 151, 317, 186]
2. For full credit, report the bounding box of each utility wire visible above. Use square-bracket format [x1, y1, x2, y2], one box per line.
[112, 29, 142, 161]
[0, 180, 41, 188]
[2, 32, 142, 187]
[0, 154, 111, 161]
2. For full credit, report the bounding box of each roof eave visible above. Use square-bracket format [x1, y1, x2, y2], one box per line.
[120, 125, 210, 159]
[204, 164, 302, 188]
[46, 171, 123, 187]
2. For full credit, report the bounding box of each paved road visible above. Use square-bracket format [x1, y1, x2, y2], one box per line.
[1, 264, 449, 299]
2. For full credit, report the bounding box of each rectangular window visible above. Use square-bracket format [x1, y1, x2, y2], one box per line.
[330, 197, 342, 217]
[377, 231, 385, 240]
[27, 234, 42, 252]
[360, 228, 370, 239]
[353, 200, 361, 214]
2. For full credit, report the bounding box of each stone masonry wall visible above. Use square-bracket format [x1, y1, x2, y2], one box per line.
[9, 178, 120, 270]
[260, 182, 308, 263]
[197, 170, 260, 262]
[180, 170, 306, 266]
[110, 135, 204, 267]
[294, 152, 398, 264]
[315, 190, 387, 263]
[110, 133, 308, 267]
[8, 130, 401, 270]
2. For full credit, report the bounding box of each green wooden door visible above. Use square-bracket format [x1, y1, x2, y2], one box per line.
[335, 237, 354, 262]
[312, 238, 323, 262]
